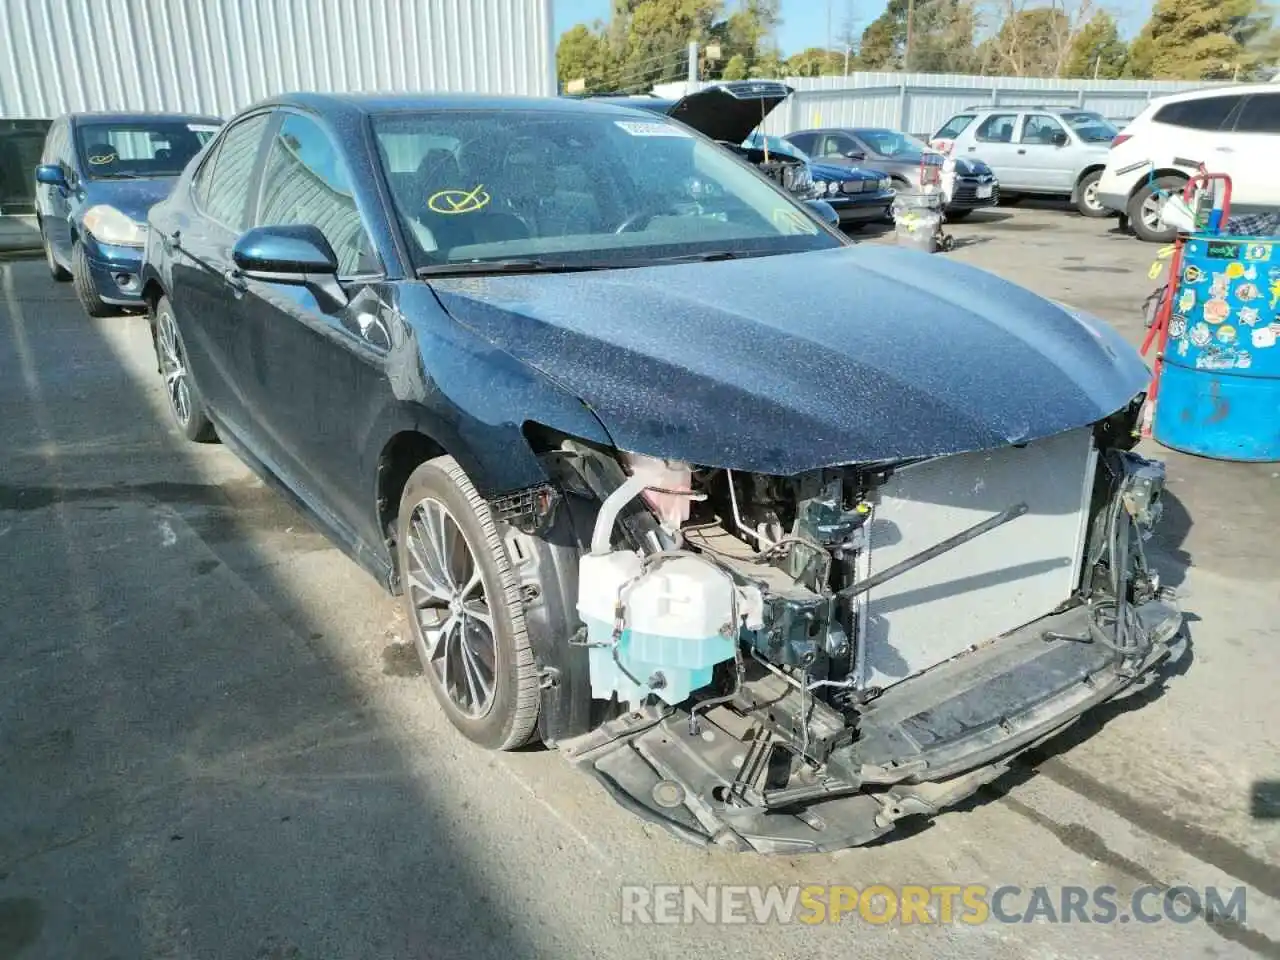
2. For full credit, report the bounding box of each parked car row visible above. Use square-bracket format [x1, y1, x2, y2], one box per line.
[27, 88, 1182, 853]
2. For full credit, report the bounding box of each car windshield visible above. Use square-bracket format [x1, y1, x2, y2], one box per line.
[75, 120, 218, 179]
[371, 109, 841, 271]
[853, 129, 930, 157]
[743, 132, 808, 161]
[1061, 112, 1119, 143]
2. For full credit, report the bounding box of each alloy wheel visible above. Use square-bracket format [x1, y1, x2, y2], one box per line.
[1140, 192, 1166, 231]
[1083, 180, 1102, 213]
[156, 308, 192, 427]
[404, 497, 498, 718]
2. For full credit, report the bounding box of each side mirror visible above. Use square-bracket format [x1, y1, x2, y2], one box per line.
[1051, 131, 1069, 147]
[232, 224, 346, 308]
[35, 163, 67, 187]
[845, 150, 866, 161]
[804, 198, 840, 227]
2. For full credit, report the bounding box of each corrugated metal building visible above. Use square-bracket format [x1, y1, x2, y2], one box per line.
[0, 0, 555, 214]
[654, 72, 1222, 137]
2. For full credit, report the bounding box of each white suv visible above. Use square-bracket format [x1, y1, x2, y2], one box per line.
[1098, 83, 1280, 242]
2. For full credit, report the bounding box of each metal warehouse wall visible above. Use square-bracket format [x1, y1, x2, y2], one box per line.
[0, 0, 556, 120]
[655, 72, 1224, 135]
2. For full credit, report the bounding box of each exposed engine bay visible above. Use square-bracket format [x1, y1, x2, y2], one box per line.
[518, 405, 1184, 852]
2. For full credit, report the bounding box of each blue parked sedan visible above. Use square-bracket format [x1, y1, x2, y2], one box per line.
[34, 112, 220, 316]
[743, 133, 894, 229]
[134, 92, 1182, 853]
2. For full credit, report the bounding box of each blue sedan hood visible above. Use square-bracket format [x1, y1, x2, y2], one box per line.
[429, 246, 1148, 474]
[84, 176, 177, 223]
[809, 161, 878, 182]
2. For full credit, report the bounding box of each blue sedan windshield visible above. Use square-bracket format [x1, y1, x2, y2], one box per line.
[371, 109, 841, 269]
[75, 121, 218, 179]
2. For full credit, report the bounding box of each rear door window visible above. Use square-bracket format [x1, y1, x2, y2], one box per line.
[200, 113, 270, 229]
[1233, 94, 1280, 134]
[975, 114, 1017, 143]
[785, 132, 817, 155]
[1154, 95, 1242, 131]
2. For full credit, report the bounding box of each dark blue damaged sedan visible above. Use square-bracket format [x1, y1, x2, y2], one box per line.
[141, 93, 1184, 854]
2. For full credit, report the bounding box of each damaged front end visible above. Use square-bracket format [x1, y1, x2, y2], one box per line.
[521, 403, 1183, 853]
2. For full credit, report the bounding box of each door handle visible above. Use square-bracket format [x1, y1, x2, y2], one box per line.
[1215, 146, 1234, 153]
[967, 146, 976, 152]
[1016, 148, 1027, 155]
[224, 268, 247, 296]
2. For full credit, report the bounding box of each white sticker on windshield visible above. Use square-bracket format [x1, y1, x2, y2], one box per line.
[187, 124, 221, 134]
[614, 120, 691, 138]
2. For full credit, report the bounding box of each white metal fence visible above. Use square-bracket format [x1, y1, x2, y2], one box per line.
[0, 0, 556, 120]
[654, 72, 1226, 136]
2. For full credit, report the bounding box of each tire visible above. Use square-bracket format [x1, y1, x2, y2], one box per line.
[1075, 170, 1108, 218]
[945, 209, 973, 222]
[397, 455, 539, 751]
[41, 221, 71, 281]
[1127, 175, 1185, 244]
[153, 296, 217, 442]
[71, 240, 112, 317]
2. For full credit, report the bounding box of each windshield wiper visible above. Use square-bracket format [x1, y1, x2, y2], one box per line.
[637, 250, 742, 265]
[416, 258, 617, 278]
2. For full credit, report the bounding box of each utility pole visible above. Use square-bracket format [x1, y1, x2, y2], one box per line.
[688, 40, 698, 84]
[905, 0, 915, 73]
[827, 0, 833, 57]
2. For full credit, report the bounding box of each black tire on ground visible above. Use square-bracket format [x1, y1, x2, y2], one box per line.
[946, 209, 973, 222]
[71, 240, 112, 317]
[1127, 175, 1186, 244]
[41, 221, 71, 281]
[397, 455, 540, 751]
[153, 296, 217, 443]
[1075, 169, 1109, 218]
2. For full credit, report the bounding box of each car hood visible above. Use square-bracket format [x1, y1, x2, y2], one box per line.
[809, 161, 879, 182]
[428, 246, 1149, 475]
[84, 177, 178, 223]
[951, 156, 994, 177]
[664, 81, 794, 145]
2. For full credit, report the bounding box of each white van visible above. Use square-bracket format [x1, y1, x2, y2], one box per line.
[1097, 83, 1280, 242]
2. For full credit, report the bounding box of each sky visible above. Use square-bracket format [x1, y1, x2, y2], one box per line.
[552, 0, 1151, 55]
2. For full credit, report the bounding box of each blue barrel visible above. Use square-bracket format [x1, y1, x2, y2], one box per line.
[1152, 234, 1280, 461]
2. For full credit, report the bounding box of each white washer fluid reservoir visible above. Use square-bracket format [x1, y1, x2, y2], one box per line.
[577, 553, 739, 710]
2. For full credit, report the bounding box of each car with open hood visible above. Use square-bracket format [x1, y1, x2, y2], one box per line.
[34, 111, 221, 316]
[784, 126, 998, 219]
[588, 81, 820, 201]
[140, 92, 1184, 854]
[742, 132, 893, 228]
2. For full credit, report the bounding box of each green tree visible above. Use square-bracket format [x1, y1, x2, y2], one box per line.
[556, 23, 616, 92]
[608, 0, 722, 92]
[1064, 11, 1128, 78]
[784, 46, 846, 76]
[1127, 0, 1271, 80]
[721, 52, 749, 79]
[856, 0, 978, 73]
[983, 5, 1072, 77]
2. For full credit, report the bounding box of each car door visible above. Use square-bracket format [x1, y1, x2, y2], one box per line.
[1222, 93, 1280, 208]
[235, 109, 390, 543]
[964, 113, 1021, 187]
[40, 120, 74, 258]
[1013, 113, 1075, 192]
[168, 112, 273, 435]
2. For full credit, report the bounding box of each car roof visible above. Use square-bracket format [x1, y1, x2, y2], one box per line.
[1146, 83, 1273, 107]
[255, 91, 655, 121]
[957, 105, 1100, 114]
[69, 111, 222, 125]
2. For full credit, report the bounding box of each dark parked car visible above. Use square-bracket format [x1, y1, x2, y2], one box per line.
[34, 112, 221, 316]
[784, 126, 998, 219]
[141, 93, 1183, 853]
[743, 133, 893, 228]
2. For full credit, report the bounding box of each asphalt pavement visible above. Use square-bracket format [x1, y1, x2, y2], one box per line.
[2, 205, 1279, 959]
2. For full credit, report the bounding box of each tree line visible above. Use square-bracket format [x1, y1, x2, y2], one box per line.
[557, 0, 1278, 94]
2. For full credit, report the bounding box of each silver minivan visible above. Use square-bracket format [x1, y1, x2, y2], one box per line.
[931, 106, 1118, 217]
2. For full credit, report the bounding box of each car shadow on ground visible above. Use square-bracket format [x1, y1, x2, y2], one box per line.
[0, 261, 542, 959]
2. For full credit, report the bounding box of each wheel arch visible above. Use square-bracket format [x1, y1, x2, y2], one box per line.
[1127, 167, 1189, 202]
